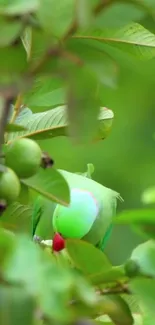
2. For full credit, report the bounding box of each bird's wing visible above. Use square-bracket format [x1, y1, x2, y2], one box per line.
[32, 196, 44, 237]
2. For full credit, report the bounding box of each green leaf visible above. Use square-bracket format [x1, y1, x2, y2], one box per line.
[0, 202, 32, 233]
[0, 164, 6, 173]
[115, 209, 155, 224]
[27, 28, 56, 66]
[25, 87, 66, 111]
[74, 274, 98, 306]
[129, 240, 155, 277]
[66, 38, 118, 87]
[122, 295, 141, 315]
[22, 168, 70, 206]
[37, 0, 75, 38]
[66, 65, 100, 141]
[0, 43, 27, 76]
[0, 0, 39, 15]
[76, 0, 96, 29]
[0, 286, 34, 325]
[89, 265, 127, 286]
[8, 106, 67, 142]
[24, 75, 67, 112]
[5, 123, 27, 132]
[115, 209, 155, 239]
[95, 316, 114, 325]
[141, 186, 155, 204]
[17, 183, 30, 205]
[4, 234, 74, 321]
[134, 0, 155, 12]
[15, 107, 33, 121]
[99, 295, 134, 325]
[0, 18, 22, 47]
[0, 227, 15, 266]
[130, 278, 155, 318]
[94, 3, 145, 28]
[28, 29, 59, 74]
[114, 209, 155, 224]
[66, 239, 111, 275]
[75, 23, 155, 60]
[7, 106, 114, 142]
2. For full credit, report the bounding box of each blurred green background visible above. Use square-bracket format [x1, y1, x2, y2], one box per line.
[37, 59, 155, 265]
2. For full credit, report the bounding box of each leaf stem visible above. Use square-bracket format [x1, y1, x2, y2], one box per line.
[97, 283, 131, 295]
[10, 93, 23, 124]
[0, 97, 13, 156]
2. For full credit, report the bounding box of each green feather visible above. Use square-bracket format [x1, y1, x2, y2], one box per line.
[32, 196, 43, 237]
[52, 169, 123, 249]
[32, 164, 123, 250]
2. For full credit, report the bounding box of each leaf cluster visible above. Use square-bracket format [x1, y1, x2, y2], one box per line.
[0, 1, 155, 325]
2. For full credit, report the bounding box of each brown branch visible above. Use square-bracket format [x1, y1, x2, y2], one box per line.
[10, 93, 23, 124]
[25, 0, 115, 76]
[70, 283, 131, 306]
[97, 283, 131, 295]
[29, 47, 61, 76]
[63, 0, 114, 41]
[0, 97, 13, 155]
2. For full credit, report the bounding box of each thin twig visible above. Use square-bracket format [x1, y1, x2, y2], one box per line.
[97, 283, 131, 295]
[94, 0, 114, 15]
[25, 0, 114, 77]
[29, 47, 61, 76]
[10, 93, 23, 124]
[0, 97, 13, 155]
[63, 0, 114, 41]
[70, 283, 130, 306]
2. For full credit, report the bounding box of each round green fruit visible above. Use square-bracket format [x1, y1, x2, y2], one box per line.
[124, 259, 140, 278]
[0, 167, 21, 203]
[5, 138, 42, 179]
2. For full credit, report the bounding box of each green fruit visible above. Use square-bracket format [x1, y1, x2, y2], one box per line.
[0, 167, 21, 203]
[5, 138, 42, 179]
[124, 259, 140, 278]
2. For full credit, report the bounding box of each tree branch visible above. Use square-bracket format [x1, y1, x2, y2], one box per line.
[97, 283, 131, 295]
[63, 0, 114, 41]
[0, 97, 13, 155]
[10, 93, 23, 124]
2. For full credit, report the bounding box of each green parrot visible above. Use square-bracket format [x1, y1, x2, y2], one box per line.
[32, 164, 123, 252]
[52, 169, 122, 252]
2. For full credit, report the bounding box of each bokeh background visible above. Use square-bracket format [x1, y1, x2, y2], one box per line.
[37, 55, 155, 265]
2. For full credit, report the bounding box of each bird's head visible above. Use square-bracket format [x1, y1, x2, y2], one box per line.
[52, 188, 99, 252]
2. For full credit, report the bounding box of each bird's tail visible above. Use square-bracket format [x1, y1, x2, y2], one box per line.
[32, 196, 43, 238]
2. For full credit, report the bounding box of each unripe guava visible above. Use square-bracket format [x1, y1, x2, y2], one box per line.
[5, 138, 42, 179]
[124, 259, 140, 277]
[0, 167, 21, 203]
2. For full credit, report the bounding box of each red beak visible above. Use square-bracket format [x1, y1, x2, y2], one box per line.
[52, 233, 65, 252]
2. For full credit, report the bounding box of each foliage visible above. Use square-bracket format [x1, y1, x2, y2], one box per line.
[0, 1, 155, 325]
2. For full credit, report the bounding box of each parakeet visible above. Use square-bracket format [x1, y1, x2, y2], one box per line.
[52, 169, 123, 252]
[32, 165, 123, 252]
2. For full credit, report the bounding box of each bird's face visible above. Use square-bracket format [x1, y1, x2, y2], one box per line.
[52, 188, 99, 252]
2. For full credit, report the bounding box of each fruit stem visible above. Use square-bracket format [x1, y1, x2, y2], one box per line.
[10, 93, 23, 124]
